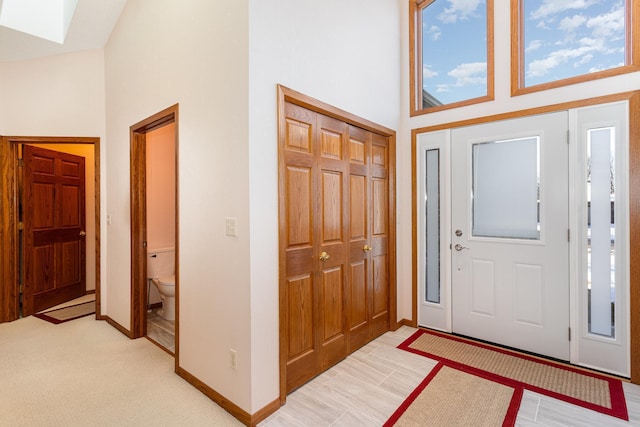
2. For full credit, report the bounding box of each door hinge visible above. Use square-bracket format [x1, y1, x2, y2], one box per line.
[18, 222, 23, 231]
[143, 241, 147, 248]
[17, 158, 24, 167]
[566, 130, 570, 144]
[567, 229, 570, 242]
[568, 327, 572, 341]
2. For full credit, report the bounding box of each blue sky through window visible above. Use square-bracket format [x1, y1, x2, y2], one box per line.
[421, 0, 488, 106]
[524, 0, 625, 87]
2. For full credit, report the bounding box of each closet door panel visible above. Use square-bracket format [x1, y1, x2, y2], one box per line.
[369, 134, 390, 338]
[347, 126, 372, 351]
[282, 104, 322, 392]
[317, 114, 349, 370]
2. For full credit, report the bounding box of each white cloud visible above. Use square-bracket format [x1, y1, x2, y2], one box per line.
[526, 40, 543, 53]
[436, 84, 450, 93]
[448, 62, 487, 87]
[525, 1, 626, 82]
[426, 25, 442, 41]
[536, 20, 550, 30]
[438, 0, 483, 24]
[586, 3, 624, 39]
[559, 14, 587, 32]
[530, 0, 599, 20]
[423, 65, 439, 79]
[574, 53, 593, 67]
[526, 38, 613, 78]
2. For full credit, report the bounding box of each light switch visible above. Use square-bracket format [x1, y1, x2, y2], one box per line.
[225, 217, 237, 237]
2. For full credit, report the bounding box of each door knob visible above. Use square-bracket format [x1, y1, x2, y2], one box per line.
[319, 251, 330, 261]
[362, 245, 373, 252]
[79, 231, 86, 237]
[454, 244, 469, 251]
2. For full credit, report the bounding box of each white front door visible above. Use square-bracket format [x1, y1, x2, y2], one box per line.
[450, 112, 570, 361]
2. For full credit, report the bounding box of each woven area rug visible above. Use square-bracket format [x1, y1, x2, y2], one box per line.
[385, 329, 628, 425]
[34, 301, 95, 325]
[384, 363, 521, 426]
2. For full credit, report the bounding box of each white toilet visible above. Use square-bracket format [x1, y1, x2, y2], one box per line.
[147, 248, 176, 321]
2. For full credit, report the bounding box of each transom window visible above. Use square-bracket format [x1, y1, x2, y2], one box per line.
[512, 0, 639, 95]
[411, 0, 494, 114]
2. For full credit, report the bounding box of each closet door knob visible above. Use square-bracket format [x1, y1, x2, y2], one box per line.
[363, 245, 373, 252]
[319, 252, 330, 261]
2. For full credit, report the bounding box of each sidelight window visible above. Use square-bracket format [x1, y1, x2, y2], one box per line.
[425, 149, 441, 303]
[587, 127, 616, 338]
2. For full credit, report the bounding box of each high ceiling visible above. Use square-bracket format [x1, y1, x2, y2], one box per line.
[0, 0, 127, 62]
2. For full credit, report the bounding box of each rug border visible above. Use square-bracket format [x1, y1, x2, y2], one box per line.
[383, 362, 522, 427]
[399, 329, 629, 421]
[33, 301, 96, 325]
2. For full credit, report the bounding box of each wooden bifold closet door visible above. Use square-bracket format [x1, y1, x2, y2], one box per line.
[280, 101, 392, 394]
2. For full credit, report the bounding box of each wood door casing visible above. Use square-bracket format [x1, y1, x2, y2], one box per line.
[22, 145, 86, 315]
[280, 96, 395, 395]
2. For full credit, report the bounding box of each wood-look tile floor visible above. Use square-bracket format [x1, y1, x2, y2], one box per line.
[259, 326, 640, 426]
[147, 308, 175, 354]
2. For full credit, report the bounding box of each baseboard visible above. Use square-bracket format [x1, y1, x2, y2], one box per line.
[103, 316, 133, 339]
[250, 398, 281, 426]
[397, 318, 415, 328]
[176, 366, 252, 426]
[85, 289, 96, 295]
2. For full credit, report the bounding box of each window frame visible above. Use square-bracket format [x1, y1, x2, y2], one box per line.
[410, 0, 495, 116]
[511, 0, 640, 96]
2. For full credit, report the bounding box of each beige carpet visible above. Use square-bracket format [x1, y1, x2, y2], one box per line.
[0, 315, 242, 426]
[387, 364, 517, 427]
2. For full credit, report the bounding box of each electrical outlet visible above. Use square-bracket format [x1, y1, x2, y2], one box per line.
[230, 349, 238, 370]
[225, 217, 237, 237]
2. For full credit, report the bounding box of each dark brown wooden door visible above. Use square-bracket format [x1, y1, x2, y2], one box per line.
[281, 103, 391, 393]
[22, 145, 86, 316]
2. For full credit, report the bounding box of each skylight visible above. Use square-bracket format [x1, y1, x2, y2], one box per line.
[0, 0, 78, 44]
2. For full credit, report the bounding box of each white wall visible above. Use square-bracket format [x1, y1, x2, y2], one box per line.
[248, 0, 403, 411]
[0, 49, 105, 137]
[0, 49, 106, 311]
[104, 0, 252, 411]
[146, 124, 176, 252]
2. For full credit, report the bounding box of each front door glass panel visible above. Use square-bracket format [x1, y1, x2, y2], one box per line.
[472, 137, 540, 239]
[587, 127, 616, 338]
[425, 149, 441, 304]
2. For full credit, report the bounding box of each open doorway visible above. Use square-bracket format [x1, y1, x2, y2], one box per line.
[0, 136, 100, 323]
[130, 105, 179, 362]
